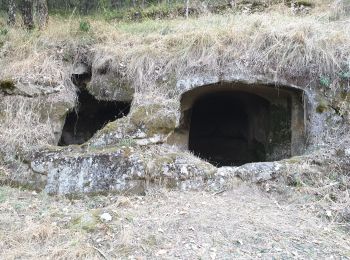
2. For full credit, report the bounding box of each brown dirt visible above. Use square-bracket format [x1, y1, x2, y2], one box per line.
[1, 182, 350, 259]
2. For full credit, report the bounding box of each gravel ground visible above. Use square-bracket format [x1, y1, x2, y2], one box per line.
[1, 183, 350, 259]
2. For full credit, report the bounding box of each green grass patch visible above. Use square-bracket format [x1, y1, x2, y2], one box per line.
[0, 79, 15, 91]
[0, 187, 7, 203]
[79, 20, 91, 32]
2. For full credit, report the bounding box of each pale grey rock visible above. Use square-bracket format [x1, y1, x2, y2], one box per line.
[31, 147, 146, 195]
[72, 63, 89, 75]
[217, 167, 239, 178]
[3, 65, 349, 197]
[345, 148, 350, 156]
[88, 53, 134, 102]
[29, 144, 217, 195]
[100, 212, 112, 222]
[234, 162, 281, 182]
[215, 163, 281, 184]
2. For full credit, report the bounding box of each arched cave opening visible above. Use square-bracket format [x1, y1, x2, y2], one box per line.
[58, 89, 131, 146]
[174, 83, 306, 167]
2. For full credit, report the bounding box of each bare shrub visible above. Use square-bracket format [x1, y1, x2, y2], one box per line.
[308, 161, 350, 224]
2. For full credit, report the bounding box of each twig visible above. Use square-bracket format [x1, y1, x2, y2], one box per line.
[318, 182, 339, 191]
[92, 246, 109, 260]
[213, 189, 227, 195]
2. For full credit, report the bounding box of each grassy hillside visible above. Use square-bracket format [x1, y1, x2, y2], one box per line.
[0, 0, 349, 158]
[1, 1, 349, 90]
[0, 2, 350, 257]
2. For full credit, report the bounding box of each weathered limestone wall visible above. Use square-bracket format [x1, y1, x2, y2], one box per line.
[1, 56, 349, 195]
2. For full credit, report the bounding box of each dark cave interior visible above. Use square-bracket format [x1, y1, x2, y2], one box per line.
[188, 91, 291, 166]
[58, 89, 130, 146]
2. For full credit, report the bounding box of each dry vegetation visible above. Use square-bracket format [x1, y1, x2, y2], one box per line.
[0, 0, 349, 92]
[0, 96, 55, 156]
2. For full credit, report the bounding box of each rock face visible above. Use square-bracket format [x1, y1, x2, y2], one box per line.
[1, 49, 350, 195]
[88, 54, 134, 102]
[31, 147, 146, 195]
[30, 145, 218, 195]
[218, 162, 281, 183]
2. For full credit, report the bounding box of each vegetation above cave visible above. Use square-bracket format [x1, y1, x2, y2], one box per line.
[0, 1, 349, 94]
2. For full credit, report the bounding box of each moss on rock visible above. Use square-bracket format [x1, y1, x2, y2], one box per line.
[130, 101, 178, 135]
[0, 79, 15, 92]
[316, 100, 329, 113]
[71, 211, 100, 232]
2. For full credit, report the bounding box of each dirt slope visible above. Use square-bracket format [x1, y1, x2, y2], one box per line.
[1, 182, 349, 259]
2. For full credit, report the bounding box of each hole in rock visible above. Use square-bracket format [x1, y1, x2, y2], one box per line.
[58, 89, 131, 146]
[175, 83, 306, 167]
[72, 72, 91, 88]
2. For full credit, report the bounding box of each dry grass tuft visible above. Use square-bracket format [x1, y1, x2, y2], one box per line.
[0, 96, 55, 157]
[329, 0, 350, 20]
[299, 160, 350, 225]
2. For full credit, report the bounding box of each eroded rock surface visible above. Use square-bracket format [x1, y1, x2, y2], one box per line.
[30, 144, 218, 195]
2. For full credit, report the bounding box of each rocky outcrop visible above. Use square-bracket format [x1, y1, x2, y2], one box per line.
[1, 44, 349, 196]
[27, 138, 350, 195]
[89, 95, 179, 148]
[88, 53, 134, 102]
[29, 144, 217, 195]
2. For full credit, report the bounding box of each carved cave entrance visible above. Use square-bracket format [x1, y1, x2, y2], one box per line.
[58, 89, 130, 146]
[175, 83, 306, 167]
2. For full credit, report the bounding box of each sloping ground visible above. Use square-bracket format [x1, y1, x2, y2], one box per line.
[1, 184, 349, 259]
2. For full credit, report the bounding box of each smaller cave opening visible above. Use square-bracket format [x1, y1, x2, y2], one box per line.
[58, 89, 131, 146]
[72, 72, 91, 88]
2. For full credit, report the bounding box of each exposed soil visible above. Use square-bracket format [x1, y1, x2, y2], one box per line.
[1, 182, 349, 259]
